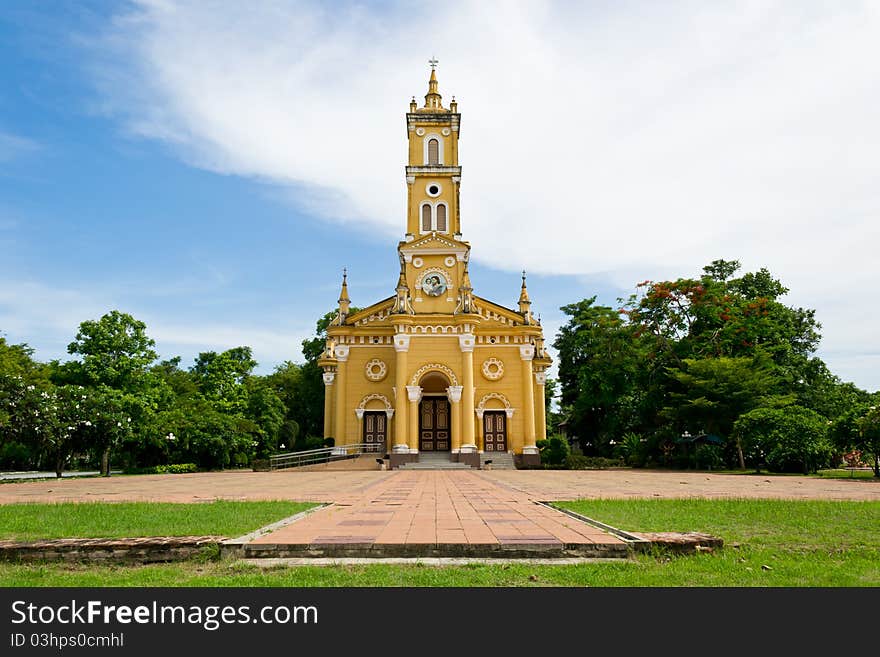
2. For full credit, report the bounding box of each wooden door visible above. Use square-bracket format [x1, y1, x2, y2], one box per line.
[419, 398, 450, 451]
[483, 411, 507, 452]
[362, 411, 387, 453]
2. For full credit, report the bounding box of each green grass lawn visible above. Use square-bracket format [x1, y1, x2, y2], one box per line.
[0, 501, 314, 540]
[815, 468, 878, 480]
[0, 499, 877, 586]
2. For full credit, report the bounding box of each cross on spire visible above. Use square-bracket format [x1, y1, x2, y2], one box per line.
[428, 56, 439, 70]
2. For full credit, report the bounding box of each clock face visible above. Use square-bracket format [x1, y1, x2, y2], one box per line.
[422, 272, 447, 297]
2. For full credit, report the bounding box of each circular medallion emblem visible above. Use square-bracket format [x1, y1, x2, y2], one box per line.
[413, 257, 423, 268]
[365, 358, 388, 382]
[481, 357, 505, 381]
[441, 127, 451, 136]
[416, 127, 425, 136]
[421, 272, 448, 297]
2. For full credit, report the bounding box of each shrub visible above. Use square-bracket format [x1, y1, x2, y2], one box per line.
[124, 463, 198, 475]
[537, 435, 570, 466]
[565, 455, 624, 470]
[614, 432, 646, 467]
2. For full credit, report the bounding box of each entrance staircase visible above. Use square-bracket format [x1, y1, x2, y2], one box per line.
[480, 451, 515, 470]
[396, 452, 474, 470]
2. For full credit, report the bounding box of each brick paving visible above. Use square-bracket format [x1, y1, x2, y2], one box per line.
[247, 471, 625, 555]
[1, 468, 876, 505]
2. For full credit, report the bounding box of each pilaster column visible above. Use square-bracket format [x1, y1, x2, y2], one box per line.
[322, 370, 335, 439]
[406, 385, 422, 453]
[475, 408, 485, 451]
[447, 385, 463, 451]
[459, 333, 477, 451]
[535, 371, 548, 442]
[393, 334, 410, 452]
[333, 345, 349, 445]
[519, 344, 538, 454]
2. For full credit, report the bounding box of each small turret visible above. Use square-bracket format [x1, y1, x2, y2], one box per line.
[457, 265, 474, 314]
[336, 268, 351, 324]
[518, 270, 532, 324]
[392, 259, 414, 314]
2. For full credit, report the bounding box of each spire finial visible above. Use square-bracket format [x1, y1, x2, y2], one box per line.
[424, 56, 443, 109]
[518, 269, 532, 321]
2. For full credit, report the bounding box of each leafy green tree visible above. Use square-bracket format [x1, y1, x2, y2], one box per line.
[855, 406, 880, 477]
[733, 406, 832, 473]
[553, 298, 649, 453]
[664, 354, 791, 468]
[190, 346, 257, 414]
[64, 311, 158, 391]
[245, 380, 285, 458]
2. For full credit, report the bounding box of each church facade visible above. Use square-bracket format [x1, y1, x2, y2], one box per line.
[318, 65, 551, 468]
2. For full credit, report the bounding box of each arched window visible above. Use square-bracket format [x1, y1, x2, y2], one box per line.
[436, 203, 447, 232]
[427, 138, 439, 165]
[421, 204, 432, 232]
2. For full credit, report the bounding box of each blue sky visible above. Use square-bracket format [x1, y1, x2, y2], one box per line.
[1, 1, 878, 391]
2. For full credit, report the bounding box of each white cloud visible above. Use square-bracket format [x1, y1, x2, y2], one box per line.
[0, 278, 309, 372]
[88, 0, 880, 389]
[0, 131, 39, 162]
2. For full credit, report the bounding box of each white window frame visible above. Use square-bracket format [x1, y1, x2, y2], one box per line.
[423, 134, 444, 165]
[418, 201, 450, 234]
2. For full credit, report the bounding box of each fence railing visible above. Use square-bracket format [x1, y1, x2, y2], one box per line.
[269, 443, 384, 470]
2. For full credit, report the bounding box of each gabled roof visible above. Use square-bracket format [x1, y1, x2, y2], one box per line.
[344, 297, 395, 327]
[399, 232, 470, 260]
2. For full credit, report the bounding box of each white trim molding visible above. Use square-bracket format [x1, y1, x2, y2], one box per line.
[458, 333, 475, 352]
[357, 393, 394, 412]
[322, 372, 335, 386]
[518, 344, 535, 361]
[446, 385, 463, 403]
[423, 134, 444, 165]
[410, 363, 459, 387]
[334, 345, 350, 362]
[394, 335, 411, 352]
[534, 371, 547, 385]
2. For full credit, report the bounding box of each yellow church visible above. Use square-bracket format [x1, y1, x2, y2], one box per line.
[318, 63, 551, 469]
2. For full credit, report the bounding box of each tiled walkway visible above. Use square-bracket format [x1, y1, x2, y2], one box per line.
[246, 470, 627, 557]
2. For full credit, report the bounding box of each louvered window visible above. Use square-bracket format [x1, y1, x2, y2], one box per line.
[427, 138, 439, 165]
[421, 204, 432, 231]
[436, 204, 447, 232]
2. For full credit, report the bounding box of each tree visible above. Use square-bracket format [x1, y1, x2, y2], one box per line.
[856, 406, 880, 477]
[664, 354, 790, 468]
[733, 406, 832, 474]
[64, 311, 158, 392]
[190, 347, 257, 414]
[553, 298, 649, 454]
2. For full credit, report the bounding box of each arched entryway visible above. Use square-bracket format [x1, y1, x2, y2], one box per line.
[418, 371, 451, 452]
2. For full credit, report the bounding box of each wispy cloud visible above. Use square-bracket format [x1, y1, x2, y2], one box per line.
[83, 0, 880, 388]
[0, 278, 311, 371]
[0, 131, 39, 162]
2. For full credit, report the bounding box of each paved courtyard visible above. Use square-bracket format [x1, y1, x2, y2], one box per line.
[1, 468, 874, 557]
[0, 468, 876, 505]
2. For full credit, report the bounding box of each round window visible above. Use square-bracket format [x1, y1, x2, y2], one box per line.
[426, 183, 441, 197]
